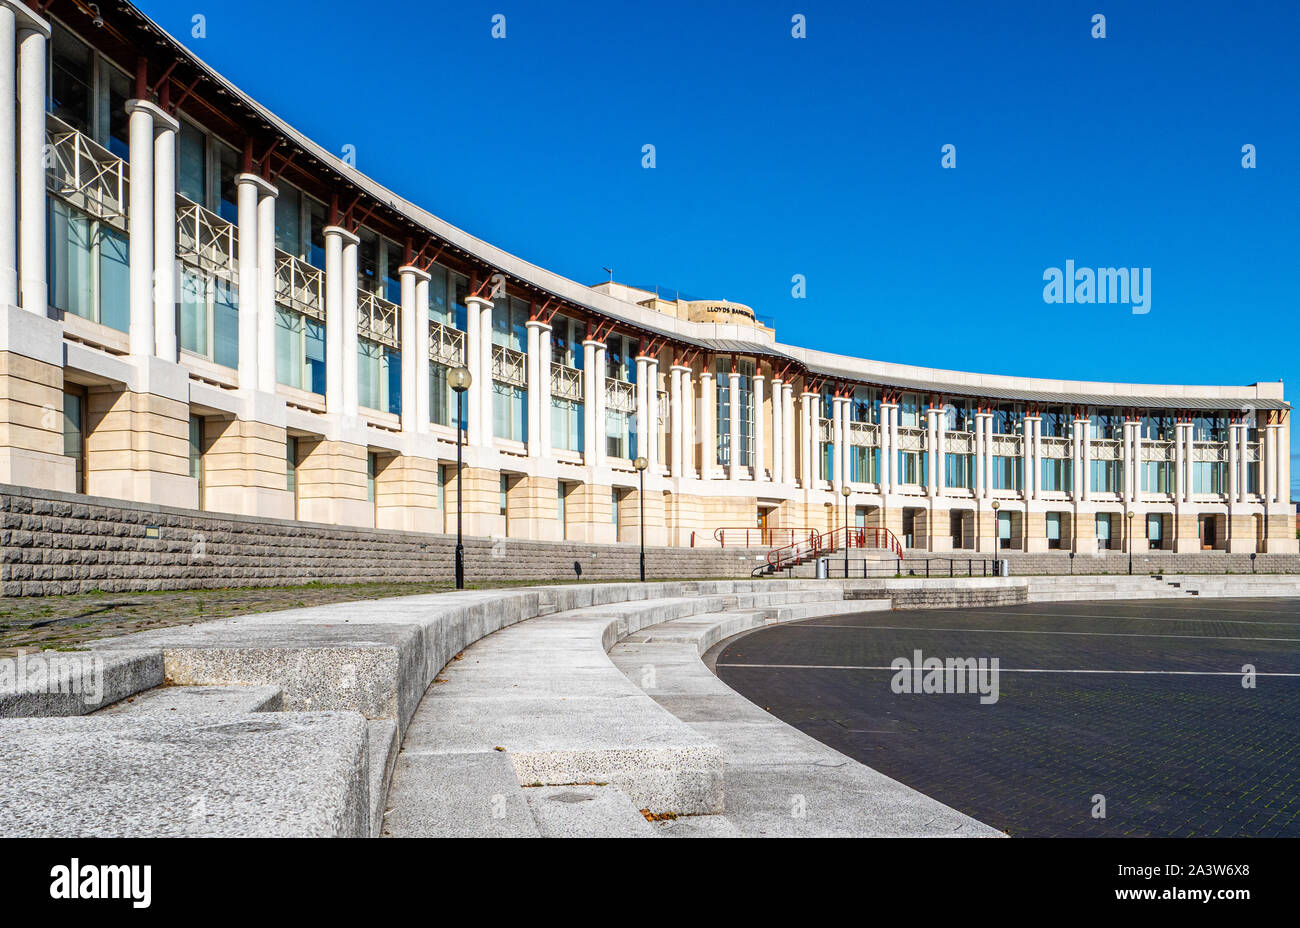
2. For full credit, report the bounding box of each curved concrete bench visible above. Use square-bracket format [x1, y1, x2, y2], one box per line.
[608, 607, 1004, 837]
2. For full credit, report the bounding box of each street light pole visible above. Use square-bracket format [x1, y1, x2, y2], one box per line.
[841, 484, 851, 578]
[1126, 510, 1135, 575]
[448, 366, 472, 589]
[634, 456, 649, 582]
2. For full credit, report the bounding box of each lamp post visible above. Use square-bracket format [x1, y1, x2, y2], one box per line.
[633, 456, 649, 582]
[991, 499, 1001, 552]
[1126, 510, 1135, 575]
[841, 484, 851, 577]
[448, 366, 472, 589]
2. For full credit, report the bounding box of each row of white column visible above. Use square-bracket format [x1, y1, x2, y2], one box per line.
[0, 1, 48, 315]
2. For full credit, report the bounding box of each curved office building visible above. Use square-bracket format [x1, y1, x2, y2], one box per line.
[0, 0, 1294, 558]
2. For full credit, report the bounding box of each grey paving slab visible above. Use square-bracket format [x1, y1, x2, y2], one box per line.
[383, 751, 539, 838]
[0, 711, 369, 836]
[523, 785, 656, 838]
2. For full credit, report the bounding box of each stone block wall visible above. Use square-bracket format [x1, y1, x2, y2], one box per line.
[0, 484, 765, 596]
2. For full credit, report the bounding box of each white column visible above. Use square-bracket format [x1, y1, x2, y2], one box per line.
[880, 403, 895, 493]
[1022, 417, 1035, 500]
[669, 365, 684, 477]
[769, 377, 783, 484]
[681, 367, 695, 478]
[1239, 418, 1250, 503]
[341, 235, 359, 416]
[727, 369, 741, 479]
[1266, 423, 1280, 504]
[412, 269, 430, 433]
[935, 406, 947, 496]
[1228, 422, 1240, 503]
[839, 397, 851, 487]
[582, 339, 598, 466]
[782, 383, 795, 485]
[399, 265, 419, 432]
[234, 172, 277, 385]
[1186, 421, 1198, 504]
[831, 396, 846, 490]
[536, 323, 552, 458]
[479, 298, 494, 443]
[1174, 422, 1186, 504]
[646, 357, 660, 469]
[152, 113, 179, 361]
[0, 4, 17, 306]
[593, 343, 607, 465]
[635, 356, 649, 463]
[1078, 419, 1090, 502]
[925, 405, 938, 496]
[16, 19, 46, 314]
[255, 183, 278, 391]
[465, 295, 492, 446]
[751, 373, 765, 481]
[322, 226, 351, 413]
[1131, 420, 1142, 503]
[700, 369, 714, 480]
[975, 413, 986, 499]
[525, 320, 549, 456]
[127, 102, 157, 356]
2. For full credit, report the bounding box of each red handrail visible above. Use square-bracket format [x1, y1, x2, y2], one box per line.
[712, 526, 823, 548]
[765, 525, 903, 571]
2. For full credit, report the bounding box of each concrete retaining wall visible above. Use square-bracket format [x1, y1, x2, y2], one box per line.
[844, 578, 1029, 609]
[907, 549, 1300, 576]
[0, 484, 763, 596]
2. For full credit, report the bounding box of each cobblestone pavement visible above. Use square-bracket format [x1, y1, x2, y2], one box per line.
[0, 577, 653, 656]
[715, 597, 1300, 837]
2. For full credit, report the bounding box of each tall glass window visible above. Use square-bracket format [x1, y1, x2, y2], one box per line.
[48, 200, 130, 332]
[179, 266, 238, 368]
[715, 358, 754, 468]
[494, 383, 527, 442]
[177, 120, 208, 204]
[358, 341, 400, 415]
[275, 309, 326, 394]
[1040, 458, 1072, 492]
[945, 453, 974, 488]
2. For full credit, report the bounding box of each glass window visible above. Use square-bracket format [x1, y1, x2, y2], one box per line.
[285, 436, 298, 494]
[944, 452, 973, 488]
[276, 184, 302, 258]
[178, 120, 208, 204]
[307, 197, 327, 270]
[217, 141, 240, 223]
[275, 308, 304, 389]
[383, 241, 403, 304]
[98, 60, 131, 160]
[428, 265, 449, 325]
[493, 383, 526, 442]
[47, 199, 129, 332]
[358, 229, 379, 293]
[551, 397, 583, 453]
[50, 24, 92, 132]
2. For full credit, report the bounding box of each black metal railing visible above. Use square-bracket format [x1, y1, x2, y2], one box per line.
[824, 557, 998, 579]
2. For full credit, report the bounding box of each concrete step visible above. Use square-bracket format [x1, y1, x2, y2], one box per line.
[763, 599, 890, 622]
[97, 684, 282, 716]
[367, 720, 399, 838]
[724, 589, 845, 609]
[1, 649, 164, 718]
[523, 784, 656, 838]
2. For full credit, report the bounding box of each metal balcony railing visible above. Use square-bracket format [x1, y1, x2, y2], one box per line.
[605, 377, 635, 413]
[1039, 436, 1072, 459]
[848, 421, 879, 446]
[45, 114, 127, 228]
[1090, 438, 1122, 460]
[429, 320, 465, 366]
[1141, 440, 1175, 462]
[357, 289, 399, 349]
[943, 429, 975, 453]
[895, 426, 926, 451]
[176, 196, 236, 274]
[492, 343, 527, 387]
[550, 362, 583, 402]
[274, 251, 324, 320]
[1192, 441, 1228, 463]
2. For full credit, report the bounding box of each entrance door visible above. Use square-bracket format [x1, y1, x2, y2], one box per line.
[1199, 514, 1217, 550]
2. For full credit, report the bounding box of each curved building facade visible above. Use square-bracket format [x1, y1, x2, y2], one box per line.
[0, 0, 1294, 556]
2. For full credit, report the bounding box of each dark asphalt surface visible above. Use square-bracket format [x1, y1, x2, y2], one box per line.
[713, 597, 1300, 837]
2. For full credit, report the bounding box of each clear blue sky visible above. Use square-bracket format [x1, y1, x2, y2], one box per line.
[138, 0, 1299, 496]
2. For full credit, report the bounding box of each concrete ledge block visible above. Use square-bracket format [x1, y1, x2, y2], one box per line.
[0, 649, 163, 717]
[0, 711, 369, 836]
